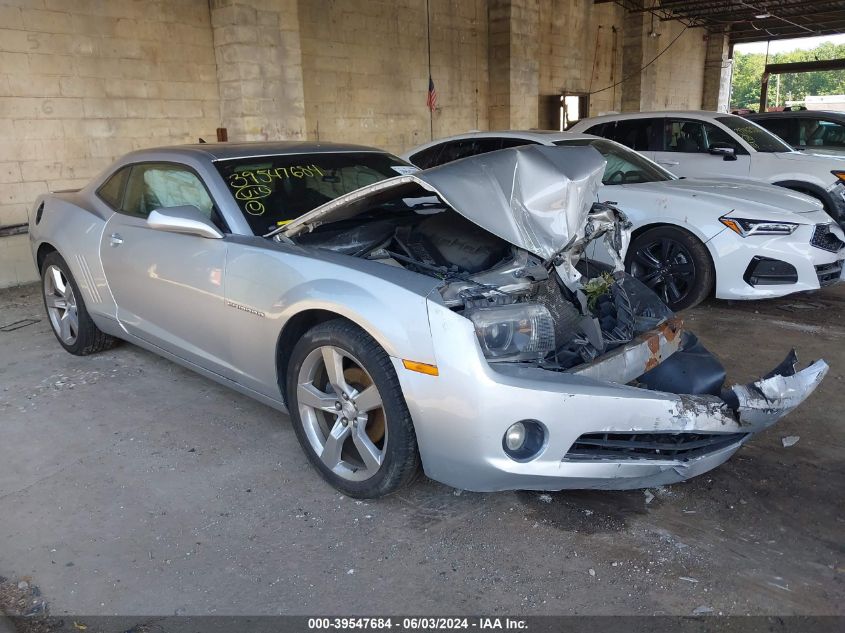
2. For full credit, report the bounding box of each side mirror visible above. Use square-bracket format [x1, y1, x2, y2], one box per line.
[708, 143, 737, 161]
[147, 205, 223, 239]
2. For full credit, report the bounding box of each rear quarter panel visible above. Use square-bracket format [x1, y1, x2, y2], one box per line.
[28, 191, 118, 330]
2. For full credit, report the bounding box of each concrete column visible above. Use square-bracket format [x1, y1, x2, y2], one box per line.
[487, 0, 540, 129]
[210, 0, 306, 141]
[488, 0, 512, 129]
[702, 31, 731, 112]
[619, 8, 645, 112]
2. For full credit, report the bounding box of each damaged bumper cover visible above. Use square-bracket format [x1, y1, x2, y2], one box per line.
[396, 300, 827, 492]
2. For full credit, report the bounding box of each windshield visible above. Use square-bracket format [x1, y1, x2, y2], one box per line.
[214, 152, 416, 235]
[554, 138, 674, 184]
[715, 116, 793, 153]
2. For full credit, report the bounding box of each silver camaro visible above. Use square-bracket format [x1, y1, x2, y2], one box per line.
[28, 141, 827, 498]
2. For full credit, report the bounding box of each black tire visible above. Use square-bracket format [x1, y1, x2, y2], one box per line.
[625, 226, 714, 311]
[40, 251, 117, 355]
[286, 318, 420, 498]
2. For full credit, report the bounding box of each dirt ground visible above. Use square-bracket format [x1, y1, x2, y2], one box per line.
[0, 281, 843, 618]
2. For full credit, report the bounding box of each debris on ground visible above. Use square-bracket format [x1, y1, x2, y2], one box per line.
[692, 605, 714, 615]
[643, 490, 655, 505]
[538, 494, 553, 504]
[781, 436, 800, 447]
[0, 575, 54, 633]
[679, 576, 699, 583]
[588, 568, 596, 577]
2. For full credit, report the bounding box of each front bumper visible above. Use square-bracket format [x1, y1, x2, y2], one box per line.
[394, 301, 827, 492]
[709, 223, 845, 300]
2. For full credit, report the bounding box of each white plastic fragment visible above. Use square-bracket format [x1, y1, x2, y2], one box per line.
[693, 606, 714, 615]
[588, 568, 596, 577]
[644, 490, 655, 505]
[781, 435, 800, 447]
[538, 494, 553, 504]
[679, 576, 699, 583]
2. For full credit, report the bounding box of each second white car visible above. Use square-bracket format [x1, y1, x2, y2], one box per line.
[403, 131, 845, 310]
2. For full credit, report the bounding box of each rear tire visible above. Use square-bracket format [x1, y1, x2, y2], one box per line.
[286, 318, 420, 498]
[41, 252, 116, 355]
[625, 226, 713, 311]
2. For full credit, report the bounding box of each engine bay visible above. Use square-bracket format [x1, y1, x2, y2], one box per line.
[289, 198, 690, 378]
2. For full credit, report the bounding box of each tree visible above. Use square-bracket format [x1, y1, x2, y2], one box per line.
[730, 42, 845, 111]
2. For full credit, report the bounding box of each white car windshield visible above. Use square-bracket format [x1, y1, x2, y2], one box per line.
[716, 116, 793, 153]
[554, 138, 675, 185]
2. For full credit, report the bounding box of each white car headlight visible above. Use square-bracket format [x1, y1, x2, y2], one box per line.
[466, 303, 555, 361]
[719, 216, 799, 237]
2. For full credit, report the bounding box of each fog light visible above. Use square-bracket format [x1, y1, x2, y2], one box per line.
[505, 422, 526, 451]
[502, 419, 546, 461]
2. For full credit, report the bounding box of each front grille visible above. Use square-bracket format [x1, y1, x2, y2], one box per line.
[564, 431, 748, 462]
[810, 224, 844, 253]
[816, 260, 843, 287]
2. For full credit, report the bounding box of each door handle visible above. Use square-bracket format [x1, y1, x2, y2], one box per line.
[109, 233, 123, 247]
[658, 160, 679, 166]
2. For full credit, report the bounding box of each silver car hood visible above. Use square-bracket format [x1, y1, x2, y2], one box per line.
[280, 145, 607, 260]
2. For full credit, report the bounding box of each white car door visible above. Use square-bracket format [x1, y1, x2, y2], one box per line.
[652, 117, 752, 180]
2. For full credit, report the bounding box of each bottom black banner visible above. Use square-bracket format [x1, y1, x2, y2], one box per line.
[2, 615, 842, 633]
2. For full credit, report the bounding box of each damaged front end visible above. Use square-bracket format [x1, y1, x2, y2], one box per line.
[280, 145, 827, 489]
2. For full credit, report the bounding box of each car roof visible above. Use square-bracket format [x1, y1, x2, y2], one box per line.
[122, 141, 390, 162]
[575, 110, 737, 124]
[403, 130, 600, 155]
[747, 110, 845, 120]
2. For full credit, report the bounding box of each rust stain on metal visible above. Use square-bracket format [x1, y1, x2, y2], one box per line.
[647, 335, 660, 354]
[658, 316, 683, 343]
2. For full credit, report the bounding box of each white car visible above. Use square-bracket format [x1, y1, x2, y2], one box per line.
[403, 131, 845, 310]
[567, 111, 845, 230]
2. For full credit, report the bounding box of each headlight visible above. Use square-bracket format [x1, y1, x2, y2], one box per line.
[466, 303, 555, 361]
[719, 216, 799, 237]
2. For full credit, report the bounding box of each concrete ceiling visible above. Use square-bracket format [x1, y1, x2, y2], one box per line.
[598, 0, 845, 43]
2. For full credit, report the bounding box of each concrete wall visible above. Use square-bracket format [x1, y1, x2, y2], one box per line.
[298, 0, 488, 154]
[0, 0, 716, 288]
[538, 0, 624, 117]
[639, 20, 707, 111]
[0, 0, 221, 286]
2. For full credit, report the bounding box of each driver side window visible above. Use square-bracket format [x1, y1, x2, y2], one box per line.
[664, 119, 739, 153]
[121, 163, 215, 220]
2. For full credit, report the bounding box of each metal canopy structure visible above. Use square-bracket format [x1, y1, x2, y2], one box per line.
[597, 1, 845, 44]
[758, 57, 845, 109]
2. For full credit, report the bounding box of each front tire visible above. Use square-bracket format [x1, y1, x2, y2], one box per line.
[625, 226, 714, 311]
[286, 319, 420, 498]
[41, 252, 116, 355]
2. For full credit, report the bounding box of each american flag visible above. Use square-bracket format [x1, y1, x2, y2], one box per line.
[426, 75, 437, 112]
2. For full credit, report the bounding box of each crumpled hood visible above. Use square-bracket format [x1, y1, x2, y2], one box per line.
[416, 145, 606, 259]
[619, 178, 828, 221]
[280, 145, 607, 260]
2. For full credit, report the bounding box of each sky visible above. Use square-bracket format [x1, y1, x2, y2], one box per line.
[735, 33, 845, 55]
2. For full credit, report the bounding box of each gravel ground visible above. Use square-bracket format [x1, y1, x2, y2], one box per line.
[0, 282, 843, 619]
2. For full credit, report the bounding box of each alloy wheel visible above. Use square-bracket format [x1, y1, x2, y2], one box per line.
[629, 238, 696, 306]
[296, 345, 387, 482]
[43, 265, 79, 345]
